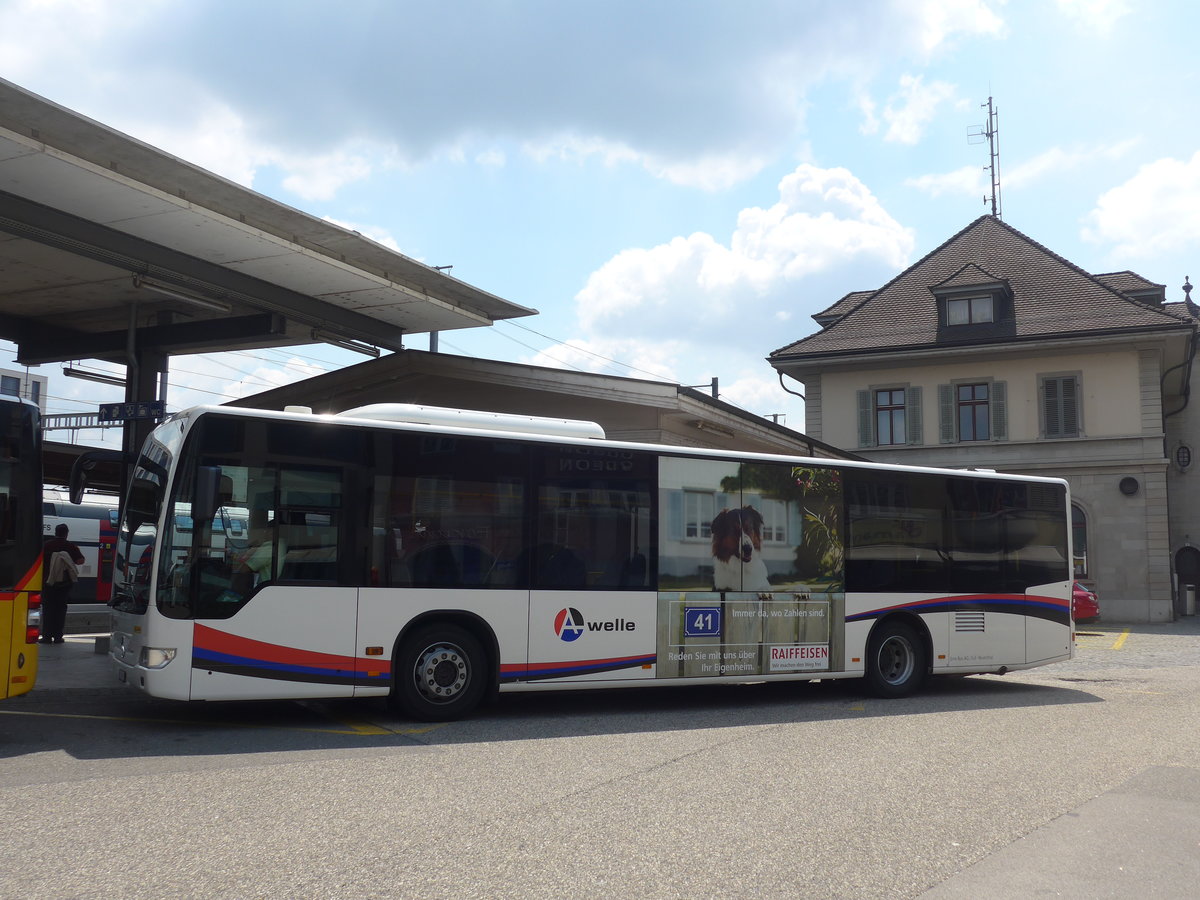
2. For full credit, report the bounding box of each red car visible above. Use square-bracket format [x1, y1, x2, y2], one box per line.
[1073, 582, 1100, 622]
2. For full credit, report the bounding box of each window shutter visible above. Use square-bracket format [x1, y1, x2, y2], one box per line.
[857, 390, 874, 447]
[938, 384, 955, 443]
[668, 491, 683, 540]
[1043, 378, 1061, 437]
[991, 380, 1007, 440]
[1043, 376, 1079, 438]
[1061, 377, 1079, 436]
[906, 386, 923, 445]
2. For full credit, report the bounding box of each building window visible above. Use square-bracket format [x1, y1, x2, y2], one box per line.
[683, 491, 715, 539]
[876, 388, 906, 446]
[0, 375, 19, 397]
[1072, 503, 1087, 577]
[957, 383, 990, 441]
[859, 386, 922, 447]
[1042, 375, 1080, 438]
[938, 381, 1006, 444]
[947, 295, 994, 325]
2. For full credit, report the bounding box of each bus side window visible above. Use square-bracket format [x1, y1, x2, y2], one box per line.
[533, 446, 653, 591]
[278, 510, 339, 582]
[373, 434, 528, 590]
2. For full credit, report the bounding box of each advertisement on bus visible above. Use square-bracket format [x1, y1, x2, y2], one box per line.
[656, 459, 846, 679]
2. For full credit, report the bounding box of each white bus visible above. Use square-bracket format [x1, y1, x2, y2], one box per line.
[100, 404, 1074, 720]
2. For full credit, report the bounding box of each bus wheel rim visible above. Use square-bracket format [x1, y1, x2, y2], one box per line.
[878, 635, 914, 684]
[413, 642, 470, 703]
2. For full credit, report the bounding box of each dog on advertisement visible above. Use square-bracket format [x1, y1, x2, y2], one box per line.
[711, 505, 771, 592]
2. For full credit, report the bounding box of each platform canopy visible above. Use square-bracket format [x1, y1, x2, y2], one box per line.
[0, 77, 536, 367]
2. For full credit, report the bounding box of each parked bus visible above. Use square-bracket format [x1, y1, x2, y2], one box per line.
[1, 396, 42, 699]
[102, 404, 1074, 720]
[43, 489, 119, 605]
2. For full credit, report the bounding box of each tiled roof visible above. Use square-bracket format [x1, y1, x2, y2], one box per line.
[931, 263, 1007, 291]
[1094, 270, 1168, 306]
[1164, 300, 1200, 322]
[812, 290, 873, 325]
[1094, 270, 1165, 294]
[771, 216, 1192, 360]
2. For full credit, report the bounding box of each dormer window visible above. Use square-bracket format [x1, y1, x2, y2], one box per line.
[946, 295, 993, 325]
[930, 265, 1011, 338]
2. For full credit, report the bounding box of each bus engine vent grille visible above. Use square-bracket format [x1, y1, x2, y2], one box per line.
[954, 611, 986, 633]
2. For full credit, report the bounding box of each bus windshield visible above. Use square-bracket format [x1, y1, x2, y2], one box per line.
[111, 419, 182, 615]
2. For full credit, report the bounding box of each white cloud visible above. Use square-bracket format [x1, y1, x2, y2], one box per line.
[1007, 139, 1140, 188]
[1, 0, 1013, 196]
[131, 100, 265, 189]
[645, 153, 772, 192]
[570, 163, 912, 422]
[279, 150, 375, 202]
[1055, 0, 1133, 36]
[881, 75, 963, 145]
[521, 134, 768, 191]
[0, 0, 167, 79]
[907, 0, 1008, 53]
[1082, 151, 1200, 257]
[475, 148, 506, 168]
[905, 165, 987, 198]
[513, 163, 912, 422]
[132, 98, 384, 200]
[857, 91, 881, 137]
[578, 164, 913, 337]
[908, 139, 1142, 198]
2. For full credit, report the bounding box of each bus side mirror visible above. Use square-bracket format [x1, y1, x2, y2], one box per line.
[192, 466, 223, 525]
[69, 449, 128, 504]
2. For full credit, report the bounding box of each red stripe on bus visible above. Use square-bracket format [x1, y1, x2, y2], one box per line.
[194, 623, 367, 672]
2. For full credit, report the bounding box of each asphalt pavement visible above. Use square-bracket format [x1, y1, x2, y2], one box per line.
[31, 631, 112, 690]
[17, 620, 1200, 898]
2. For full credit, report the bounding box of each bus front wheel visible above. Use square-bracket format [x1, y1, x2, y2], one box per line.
[392, 624, 488, 721]
[864, 620, 927, 698]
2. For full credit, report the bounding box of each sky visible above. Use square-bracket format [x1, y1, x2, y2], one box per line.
[3, 0, 1200, 448]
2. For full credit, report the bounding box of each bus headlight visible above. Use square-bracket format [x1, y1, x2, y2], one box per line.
[140, 647, 177, 669]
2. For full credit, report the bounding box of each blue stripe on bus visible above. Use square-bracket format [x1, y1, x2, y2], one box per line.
[507, 654, 657, 682]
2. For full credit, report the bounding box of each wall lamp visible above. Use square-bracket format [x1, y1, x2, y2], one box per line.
[690, 419, 735, 439]
[133, 275, 233, 314]
[63, 366, 126, 387]
[311, 329, 381, 358]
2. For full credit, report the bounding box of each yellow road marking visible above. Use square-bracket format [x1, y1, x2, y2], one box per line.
[0, 707, 446, 736]
[1111, 628, 1131, 650]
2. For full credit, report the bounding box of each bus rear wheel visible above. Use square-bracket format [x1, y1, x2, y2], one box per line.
[392, 624, 488, 721]
[865, 620, 927, 698]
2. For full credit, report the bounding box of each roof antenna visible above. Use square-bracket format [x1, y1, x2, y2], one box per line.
[968, 96, 1002, 218]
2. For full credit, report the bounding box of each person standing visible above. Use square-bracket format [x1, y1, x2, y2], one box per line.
[41, 523, 84, 644]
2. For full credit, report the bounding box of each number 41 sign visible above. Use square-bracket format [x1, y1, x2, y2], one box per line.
[684, 606, 722, 637]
